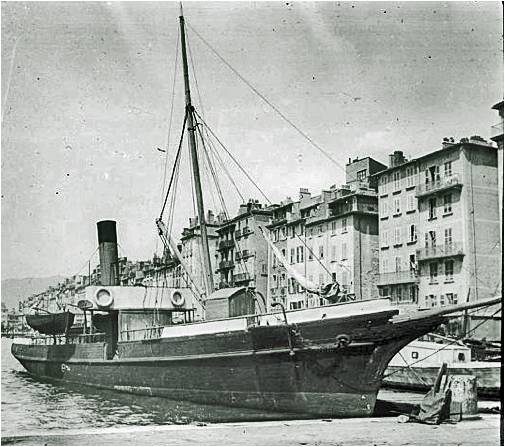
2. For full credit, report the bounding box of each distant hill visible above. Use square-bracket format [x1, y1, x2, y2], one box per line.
[1, 276, 65, 310]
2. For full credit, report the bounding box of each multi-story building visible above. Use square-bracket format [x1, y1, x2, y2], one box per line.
[267, 157, 386, 311]
[215, 200, 273, 308]
[374, 139, 501, 340]
[490, 100, 503, 245]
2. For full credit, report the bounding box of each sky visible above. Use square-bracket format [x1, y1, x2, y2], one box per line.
[1, 1, 503, 280]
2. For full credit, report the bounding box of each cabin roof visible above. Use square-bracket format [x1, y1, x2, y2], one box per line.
[204, 287, 246, 301]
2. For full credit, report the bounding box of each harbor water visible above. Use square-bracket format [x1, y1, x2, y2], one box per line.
[0, 337, 462, 438]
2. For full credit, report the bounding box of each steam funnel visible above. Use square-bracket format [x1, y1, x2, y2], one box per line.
[97, 220, 119, 286]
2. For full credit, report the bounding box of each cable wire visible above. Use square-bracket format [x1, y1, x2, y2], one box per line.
[187, 23, 346, 173]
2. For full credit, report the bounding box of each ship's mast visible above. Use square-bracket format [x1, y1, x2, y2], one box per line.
[179, 5, 214, 295]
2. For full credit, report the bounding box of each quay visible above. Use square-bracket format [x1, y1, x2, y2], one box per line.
[2, 414, 500, 446]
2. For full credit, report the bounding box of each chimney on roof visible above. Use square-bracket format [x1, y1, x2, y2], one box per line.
[388, 150, 407, 168]
[299, 188, 310, 200]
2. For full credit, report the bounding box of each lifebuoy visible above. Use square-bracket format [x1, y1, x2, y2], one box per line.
[95, 288, 114, 308]
[336, 334, 351, 348]
[171, 290, 185, 307]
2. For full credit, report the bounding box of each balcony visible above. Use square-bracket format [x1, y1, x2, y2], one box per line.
[415, 174, 462, 198]
[490, 121, 503, 141]
[416, 242, 465, 262]
[242, 227, 253, 236]
[233, 272, 252, 283]
[218, 260, 234, 270]
[377, 270, 419, 286]
[218, 240, 235, 251]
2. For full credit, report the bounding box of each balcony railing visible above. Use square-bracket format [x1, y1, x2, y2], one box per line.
[218, 240, 235, 251]
[377, 270, 419, 286]
[491, 121, 504, 140]
[233, 272, 252, 283]
[218, 260, 234, 270]
[415, 174, 462, 198]
[416, 242, 464, 261]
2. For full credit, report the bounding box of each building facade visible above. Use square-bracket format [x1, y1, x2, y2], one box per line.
[375, 140, 501, 340]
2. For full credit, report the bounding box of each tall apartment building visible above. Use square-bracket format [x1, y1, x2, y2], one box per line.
[490, 100, 503, 245]
[267, 157, 386, 311]
[374, 139, 501, 340]
[215, 200, 272, 307]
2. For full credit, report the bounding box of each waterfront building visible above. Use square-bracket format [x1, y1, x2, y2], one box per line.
[374, 139, 501, 340]
[215, 200, 273, 307]
[490, 100, 503, 245]
[267, 157, 386, 311]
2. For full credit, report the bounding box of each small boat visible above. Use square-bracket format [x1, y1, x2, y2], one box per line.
[25, 312, 75, 335]
[383, 338, 501, 398]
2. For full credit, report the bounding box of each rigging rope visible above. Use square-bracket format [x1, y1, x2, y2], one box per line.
[194, 110, 271, 204]
[187, 23, 346, 173]
[159, 111, 188, 220]
[160, 31, 180, 207]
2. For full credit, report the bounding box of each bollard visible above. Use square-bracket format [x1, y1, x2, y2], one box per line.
[448, 375, 480, 421]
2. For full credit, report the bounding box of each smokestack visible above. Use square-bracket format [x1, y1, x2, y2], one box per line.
[97, 220, 119, 286]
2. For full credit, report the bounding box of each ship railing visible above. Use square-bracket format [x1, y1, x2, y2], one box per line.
[28, 332, 106, 345]
[121, 326, 164, 341]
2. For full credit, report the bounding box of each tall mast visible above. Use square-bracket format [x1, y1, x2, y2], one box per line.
[179, 5, 214, 295]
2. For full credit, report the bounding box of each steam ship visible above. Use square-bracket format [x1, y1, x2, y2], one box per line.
[11, 8, 501, 417]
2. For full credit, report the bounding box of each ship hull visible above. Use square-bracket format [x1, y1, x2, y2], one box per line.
[11, 308, 444, 417]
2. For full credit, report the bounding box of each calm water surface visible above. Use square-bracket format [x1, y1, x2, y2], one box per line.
[2, 338, 426, 437]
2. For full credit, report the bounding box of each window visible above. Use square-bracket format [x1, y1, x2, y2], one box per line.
[290, 226, 295, 238]
[394, 227, 401, 245]
[341, 218, 347, 233]
[331, 245, 337, 261]
[281, 227, 287, 239]
[445, 260, 454, 281]
[318, 274, 324, 285]
[331, 272, 337, 282]
[341, 242, 348, 260]
[439, 294, 445, 306]
[409, 224, 417, 243]
[395, 257, 402, 272]
[318, 224, 323, 234]
[342, 271, 348, 287]
[331, 221, 337, 235]
[446, 293, 458, 305]
[429, 262, 438, 283]
[393, 171, 401, 190]
[379, 175, 388, 194]
[407, 194, 416, 212]
[282, 248, 286, 258]
[426, 294, 437, 307]
[426, 230, 436, 247]
[380, 199, 388, 218]
[406, 166, 416, 188]
[409, 254, 417, 272]
[307, 245, 313, 261]
[357, 169, 367, 182]
[426, 165, 440, 183]
[319, 245, 324, 259]
[443, 194, 452, 214]
[428, 197, 437, 219]
[444, 161, 452, 177]
[381, 229, 389, 247]
[410, 285, 418, 304]
[394, 198, 401, 215]
[272, 274, 277, 287]
[381, 257, 389, 273]
[299, 246, 304, 263]
[444, 228, 452, 246]
[290, 248, 295, 264]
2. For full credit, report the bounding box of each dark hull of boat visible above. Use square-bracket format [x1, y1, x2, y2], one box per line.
[25, 312, 75, 335]
[11, 310, 445, 417]
[383, 365, 501, 399]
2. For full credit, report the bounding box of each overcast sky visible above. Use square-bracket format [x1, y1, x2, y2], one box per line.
[2, 1, 503, 280]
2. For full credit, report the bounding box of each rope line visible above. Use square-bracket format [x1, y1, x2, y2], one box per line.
[194, 110, 271, 204]
[187, 23, 346, 173]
